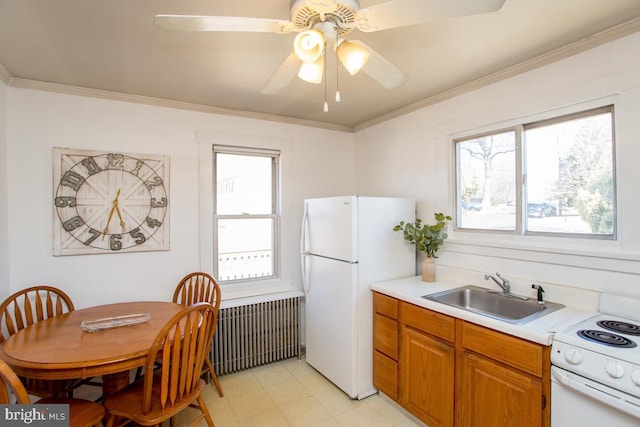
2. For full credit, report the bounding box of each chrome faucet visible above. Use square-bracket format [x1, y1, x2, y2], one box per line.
[484, 272, 511, 294]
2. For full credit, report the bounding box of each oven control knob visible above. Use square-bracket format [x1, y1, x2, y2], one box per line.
[632, 369, 640, 386]
[606, 360, 625, 379]
[564, 347, 583, 365]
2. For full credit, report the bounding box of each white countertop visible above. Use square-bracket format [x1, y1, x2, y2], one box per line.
[371, 275, 599, 345]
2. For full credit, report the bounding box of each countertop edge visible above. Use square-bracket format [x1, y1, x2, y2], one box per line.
[371, 276, 599, 346]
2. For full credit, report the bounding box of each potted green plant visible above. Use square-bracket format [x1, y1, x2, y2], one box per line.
[393, 212, 452, 281]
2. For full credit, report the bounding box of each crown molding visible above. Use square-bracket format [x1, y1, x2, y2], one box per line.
[0, 63, 11, 85]
[8, 78, 354, 133]
[353, 17, 640, 132]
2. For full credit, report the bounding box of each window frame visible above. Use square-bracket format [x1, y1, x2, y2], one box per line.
[453, 104, 616, 240]
[212, 144, 281, 283]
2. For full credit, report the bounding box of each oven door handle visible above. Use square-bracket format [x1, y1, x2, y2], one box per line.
[552, 367, 640, 420]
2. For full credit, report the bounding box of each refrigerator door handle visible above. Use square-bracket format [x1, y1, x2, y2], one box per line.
[300, 202, 311, 299]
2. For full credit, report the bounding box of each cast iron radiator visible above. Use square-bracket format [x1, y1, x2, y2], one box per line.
[211, 294, 302, 375]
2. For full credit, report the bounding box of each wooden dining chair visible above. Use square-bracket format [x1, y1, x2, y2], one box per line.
[172, 272, 223, 397]
[102, 302, 216, 427]
[0, 359, 105, 427]
[0, 285, 83, 398]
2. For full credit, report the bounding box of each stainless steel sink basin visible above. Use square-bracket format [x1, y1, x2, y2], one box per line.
[422, 285, 565, 325]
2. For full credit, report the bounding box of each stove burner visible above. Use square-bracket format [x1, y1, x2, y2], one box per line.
[577, 330, 637, 348]
[597, 319, 640, 336]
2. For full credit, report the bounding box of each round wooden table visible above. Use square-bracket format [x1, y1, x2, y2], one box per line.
[0, 301, 186, 396]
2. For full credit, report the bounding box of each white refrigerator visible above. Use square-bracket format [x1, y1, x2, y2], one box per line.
[301, 195, 415, 399]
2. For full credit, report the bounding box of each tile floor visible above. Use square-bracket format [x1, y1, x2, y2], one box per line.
[171, 357, 422, 427]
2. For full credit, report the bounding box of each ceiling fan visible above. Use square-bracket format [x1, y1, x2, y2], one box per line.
[155, 0, 506, 111]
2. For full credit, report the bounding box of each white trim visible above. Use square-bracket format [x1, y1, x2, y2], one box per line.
[0, 64, 10, 85]
[353, 18, 640, 131]
[219, 287, 303, 309]
[8, 78, 352, 133]
[197, 132, 295, 301]
[449, 96, 620, 253]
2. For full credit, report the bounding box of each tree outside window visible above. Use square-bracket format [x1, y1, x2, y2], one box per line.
[455, 106, 615, 238]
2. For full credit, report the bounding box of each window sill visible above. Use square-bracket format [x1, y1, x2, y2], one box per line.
[445, 234, 640, 275]
[219, 278, 299, 303]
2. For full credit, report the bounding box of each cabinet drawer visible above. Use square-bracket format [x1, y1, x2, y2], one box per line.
[373, 292, 398, 319]
[374, 312, 398, 359]
[400, 301, 455, 343]
[462, 322, 544, 377]
[373, 350, 398, 400]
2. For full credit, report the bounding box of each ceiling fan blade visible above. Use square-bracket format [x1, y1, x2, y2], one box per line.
[351, 41, 408, 89]
[261, 52, 302, 95]
[355, 0, 506, 32]
[154, 15, 294, 34]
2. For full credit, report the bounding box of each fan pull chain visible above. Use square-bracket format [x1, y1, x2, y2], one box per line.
[335, 47, 341, 103]
[323, 43, 329, 113]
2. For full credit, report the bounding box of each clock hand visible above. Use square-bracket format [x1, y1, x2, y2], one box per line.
[115, 204, 125, 228]
[102, 206, 116, 240]
[102, 189, 122, 240]
[112, 188, 125, 228]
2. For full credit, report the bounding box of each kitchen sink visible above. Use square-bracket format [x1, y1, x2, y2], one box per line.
[422, 285, 565, 325]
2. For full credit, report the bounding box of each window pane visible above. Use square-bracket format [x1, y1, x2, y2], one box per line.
[525, 111, 614, 235]
[216, 153, 272, 215]
[217, 218, 274, 281]
[457, 131, 516, 230]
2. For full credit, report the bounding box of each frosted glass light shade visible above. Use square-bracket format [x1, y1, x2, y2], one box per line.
[298, 57, 324, 84]
[337, 40, 370, 75]
[294, 30, 325, 63]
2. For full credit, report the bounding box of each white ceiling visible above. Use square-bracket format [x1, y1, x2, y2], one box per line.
[1, 0, 639, 131]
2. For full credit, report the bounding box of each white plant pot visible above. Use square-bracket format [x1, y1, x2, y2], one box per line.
[422, 258, 436, 282]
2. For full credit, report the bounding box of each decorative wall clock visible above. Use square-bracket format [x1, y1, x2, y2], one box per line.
[53, 147, 170, 255]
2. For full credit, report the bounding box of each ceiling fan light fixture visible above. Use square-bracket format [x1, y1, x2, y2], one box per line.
[337, 39, 370, 76]
[293, 29, 325, 62]
[298, 56, 324, 84]
[305, 0, 338, 15]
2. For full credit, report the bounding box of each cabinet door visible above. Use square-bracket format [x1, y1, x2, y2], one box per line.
[459, 352, 543, 427]
[400, 325, 454, 427]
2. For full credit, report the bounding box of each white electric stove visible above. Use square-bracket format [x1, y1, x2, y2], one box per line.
[551, 293, 640, 426]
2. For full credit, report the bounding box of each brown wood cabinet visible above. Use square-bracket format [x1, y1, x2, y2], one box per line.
[459, 352, 542, 427]
[399, 298, 456, 427]
[401, 322, 455, 427]
[373, 292, 399, 400]
[458, 321, 550, 427]
[372, 292, 551, 427]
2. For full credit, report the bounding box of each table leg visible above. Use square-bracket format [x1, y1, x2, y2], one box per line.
[101, 370, 132, 398]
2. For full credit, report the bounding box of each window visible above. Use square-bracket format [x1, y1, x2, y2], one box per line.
[213, 145, 280, 282]
[455, 105, 615, 238]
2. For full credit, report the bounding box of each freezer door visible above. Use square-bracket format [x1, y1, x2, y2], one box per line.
[303, 196, 357, 262]
[304, 254, 358, 398]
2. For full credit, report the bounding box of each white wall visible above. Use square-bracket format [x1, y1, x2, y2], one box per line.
[0, 78, 8, 297]
[3, 87, 354, 308]
[355, 31, 640, 301]
[4, 31, 640, 310]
